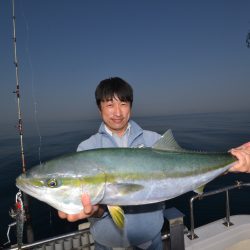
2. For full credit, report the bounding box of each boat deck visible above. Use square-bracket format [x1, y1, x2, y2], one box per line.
[185, 214, 250, 250]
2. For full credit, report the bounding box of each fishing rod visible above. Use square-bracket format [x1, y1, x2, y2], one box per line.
[12, 0, 26, 174]
[10, 0, 34, 246]
[247, 31, 250, 48]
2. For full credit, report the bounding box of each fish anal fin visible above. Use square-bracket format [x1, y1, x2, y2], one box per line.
[107, 205, 125, 229]
[194, 185, 205, 194]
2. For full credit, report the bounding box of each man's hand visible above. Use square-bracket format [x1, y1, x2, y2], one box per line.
[229, 142, 250, 173]
[58, 193, 102, 222]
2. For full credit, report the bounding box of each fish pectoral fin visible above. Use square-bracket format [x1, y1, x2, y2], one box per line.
[194, 184, 205, 194]
[107, 205, 125, 229]
[109, 183, 144, 195]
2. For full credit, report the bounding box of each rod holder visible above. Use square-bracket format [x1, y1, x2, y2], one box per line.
[164, 207, 185, 250]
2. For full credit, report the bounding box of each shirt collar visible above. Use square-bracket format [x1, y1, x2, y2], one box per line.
[104, 122, 131, 137]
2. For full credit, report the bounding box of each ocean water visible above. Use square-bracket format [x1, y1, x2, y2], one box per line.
[1, 111, 250, 246]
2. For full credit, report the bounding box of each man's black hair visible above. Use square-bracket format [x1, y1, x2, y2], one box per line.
[95, 77, 133, 109]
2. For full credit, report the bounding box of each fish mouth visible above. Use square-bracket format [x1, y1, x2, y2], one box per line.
[16, 175, 44, 199]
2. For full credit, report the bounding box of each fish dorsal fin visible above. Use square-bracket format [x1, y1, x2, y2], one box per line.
[152, 129, 186, 152]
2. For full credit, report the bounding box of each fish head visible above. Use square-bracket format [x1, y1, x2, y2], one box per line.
[16, 161, 106, 214]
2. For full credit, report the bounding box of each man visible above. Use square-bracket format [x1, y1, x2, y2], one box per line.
[59, 77, 250, 249]
[59, 77, 164, 249]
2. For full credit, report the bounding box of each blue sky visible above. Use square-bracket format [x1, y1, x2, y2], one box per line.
[1, 0, 250, 124]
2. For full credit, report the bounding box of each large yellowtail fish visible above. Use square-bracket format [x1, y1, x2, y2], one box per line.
[16, 130, 236, 228]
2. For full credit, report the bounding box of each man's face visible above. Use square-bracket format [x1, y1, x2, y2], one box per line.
[99, 95, 131, 137]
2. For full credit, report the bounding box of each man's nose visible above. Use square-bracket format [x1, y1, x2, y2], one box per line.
[114, 104, 121, 116]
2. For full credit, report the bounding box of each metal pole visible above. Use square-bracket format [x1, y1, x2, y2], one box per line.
[223, 190, 233, 227]
[187, 196, 198, 240]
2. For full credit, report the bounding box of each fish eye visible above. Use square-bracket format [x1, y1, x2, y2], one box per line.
[47, 178, 58, 188]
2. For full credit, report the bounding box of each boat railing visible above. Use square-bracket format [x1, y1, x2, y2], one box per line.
[187, 181, 250, 240]
[5, 226, 94, 250]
